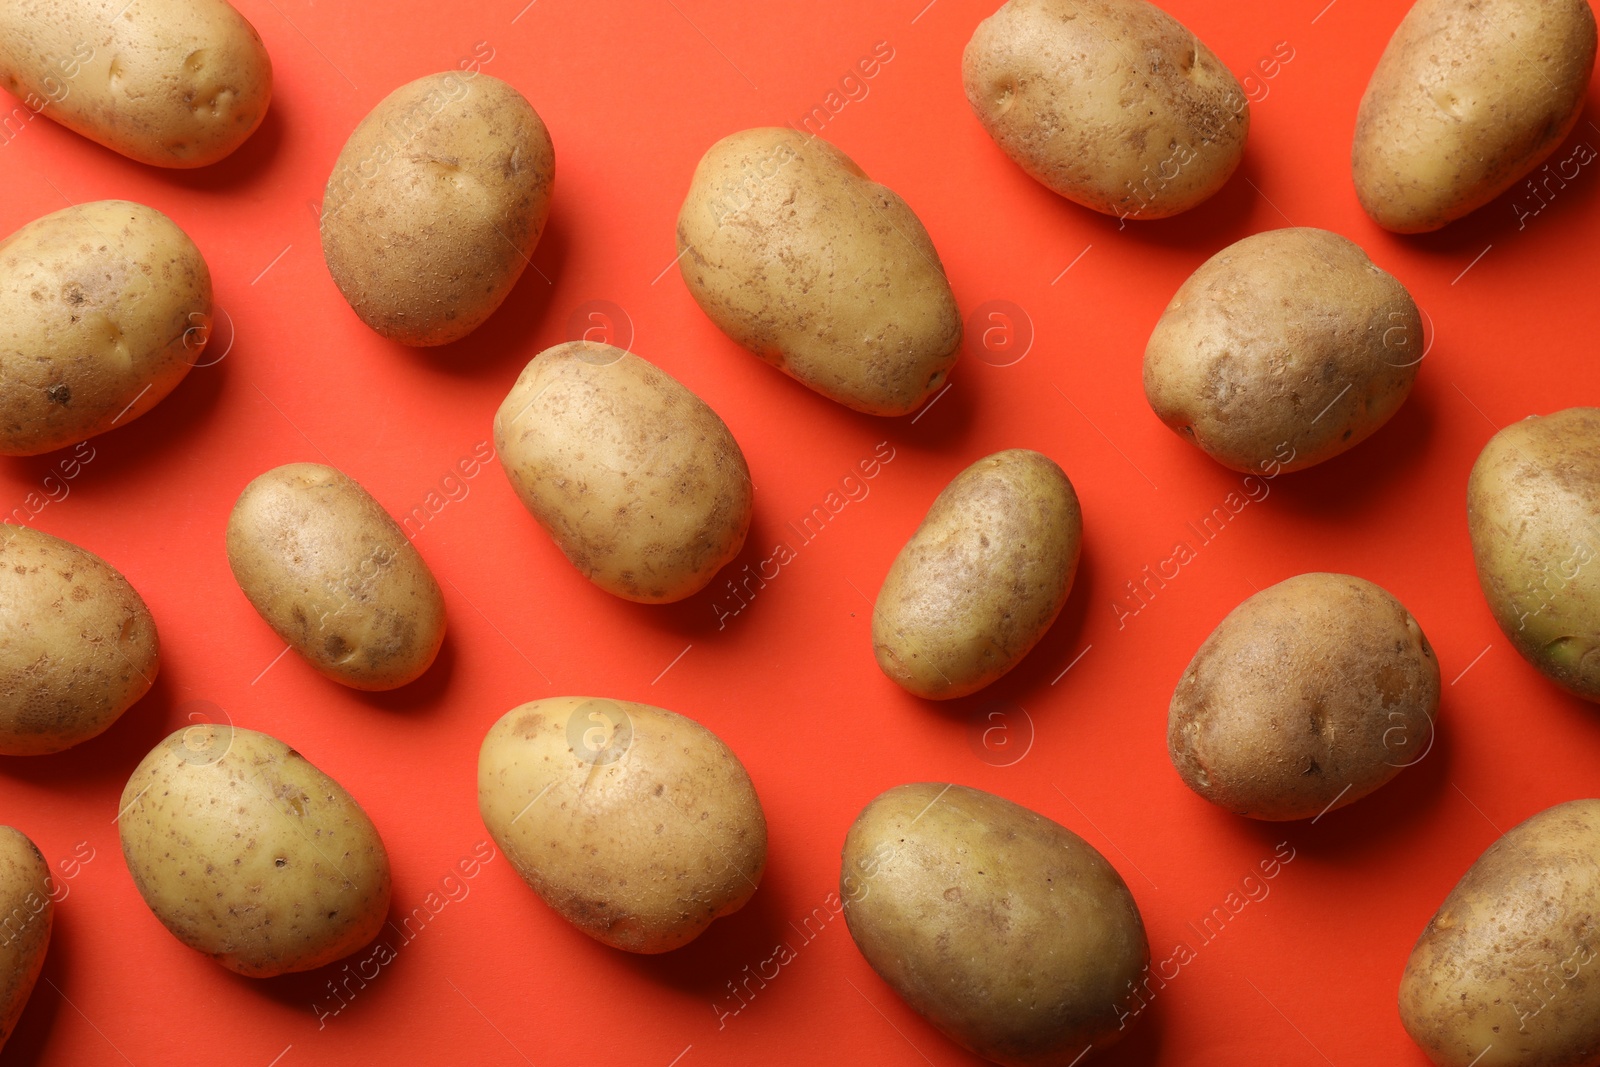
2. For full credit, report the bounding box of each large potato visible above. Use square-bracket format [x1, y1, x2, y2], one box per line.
[478, 696, 767, 953]
[226, 463, 446, 690]
[493, 342, 753, 603]
[873, 449, 1080, 699]
[119, 725, 391, 977]
[676, 128, 960, 416]
[321, 71, 554, 346]
[1144, 228, 1421, 474]
[0, 827, 50, 1053]
[1353, 0, 1597, 232]
[1468, 407, 1600, 702]
[962, 0, 1249, 220]
[0, 201, 211, 456]
[0, 525, 159, 754]
[842, 783, 1150, 1065]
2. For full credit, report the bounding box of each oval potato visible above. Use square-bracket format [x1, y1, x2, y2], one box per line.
[0, 827, 51, 1052]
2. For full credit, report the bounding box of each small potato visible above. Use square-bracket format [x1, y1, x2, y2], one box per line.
[1353, 0, 1597, 232]
[0, 525, 159, 754]
[0, 827, 51, 1053]
[226, 463, 446, 690]
[1168, 573, 1441, 821]
[0, 201, 211, 456]
[478, 696, 766, 953]
[676, 128, 960, 416]
[493, 342, 753, 603]
[321, 72, 554, 346]
[1144, 228, 1421, 473]
[873, 450, 1080, 699]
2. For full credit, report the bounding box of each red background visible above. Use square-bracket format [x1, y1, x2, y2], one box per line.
[3, 0, 1598, 1064]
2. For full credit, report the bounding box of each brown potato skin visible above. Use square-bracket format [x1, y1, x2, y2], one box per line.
[0, 827, 51, 1052]
[873, 449, 1080, 700]
[1468, 407, 1600, 703]
[1168, 573, 1440, 822]
[1144, 228, 1421, 474]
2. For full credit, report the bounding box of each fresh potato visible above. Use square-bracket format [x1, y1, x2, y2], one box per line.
[873, 450, 1079, 699]
[1169, 573, 1440, 821]
[1353, 0, 1597, 232]
[478, 696, 766, 953]
[0, 201, 211, 456]
[226, 463, 446, 690]
[0, 827, 50, 1053]
[1468, 408, 1600, 702]
[962, 0, 1249, 220]
[0, 525, 159, 754]
[321, 72, 554, 346]
[119, 724, 391, 977]
[1400, 798, 1600, 1066]
[676, 128, 960, 416]
[493, 342, 753, 603]
[1144, 228, 1421, 474]
[842, 783, 1150, 1065]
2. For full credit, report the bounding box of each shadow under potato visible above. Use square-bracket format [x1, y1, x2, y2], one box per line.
[0, 668, 181, 791]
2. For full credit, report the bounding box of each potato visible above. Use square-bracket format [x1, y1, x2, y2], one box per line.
[321, 71, 554, 346]
[0, 200, 211, 456]
[493, 342, 753, 603]
[1168, 573, 1440, 821]
[478, 696, 766, 953]
[1468, 407, 1600, 702]
[676, 128, 960, 416]
[1144, 228, 1421, 474]
[0, 525, 159, 754]
[1353, 0, 1597, 233]
[873, 449, 1079, 700]
[1400, 798, 1600, 1066]
[962, 0, 1249, 220]
[118, 724, 391, 977]
[226, 463, 446, 690]
[0, 827, 51, 1053]
[841, 783, 1150, 1065]
[0, 0, 271, 167]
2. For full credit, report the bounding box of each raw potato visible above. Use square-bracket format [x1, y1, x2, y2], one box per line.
[1353, 0, 1597, 233]
[1468, 407, 1600, 702]
[478, 696, 767, 953]
[0, 827, 51, 1052]
[1400, 798, 1600, 1066]
[493, 342, 753, 603]
[0, 0, 271, 167]
[119, 725, 391, 977]
[1168, 573, 1441, 821]
[676, 128, 961, 416]
[873, 450, 1080, 699]
[962, 0, 1249, 220]
[226, 463, 446, 690]
[1144, 228, 1422, 474]
[0, 201, 211, 456]
[0, 525, 159, 754]
[841, 783, 1150, 1066]
[321, 71, 554, 346]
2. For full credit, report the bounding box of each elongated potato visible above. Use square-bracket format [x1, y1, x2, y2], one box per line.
[0, 827, 51, 1052]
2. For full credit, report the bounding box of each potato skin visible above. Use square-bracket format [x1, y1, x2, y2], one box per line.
[1168, 573, 1440, 821]
[478, 696, 767, 953]
[676, 128, 961, 416]
[225, 463, 446, 690]
[0, 827, 51, 1052]
[962, 0, 1249, 220]
[1144, 228, 1421, 474]
[1468, 408, 1600, 702]
[1400, 799, 1600, 1067]
[0, 201, 210, 456]
[321, 72, 554, 346]
[493, 342, 753, 603]
[873, 450, 1080, 700]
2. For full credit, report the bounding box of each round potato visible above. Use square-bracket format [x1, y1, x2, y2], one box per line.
[873, 449, 1080, 699]
[1144, 227, 1421, 474]
[0, 827, 50, 1053]
[676, 128, 961, 416]
[493, 342, 753, 603]
[321, 71, 554, 346]
[478, 696, 767, 953]
[0, 201, 211, 456]
[226, 463, 446, 690]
